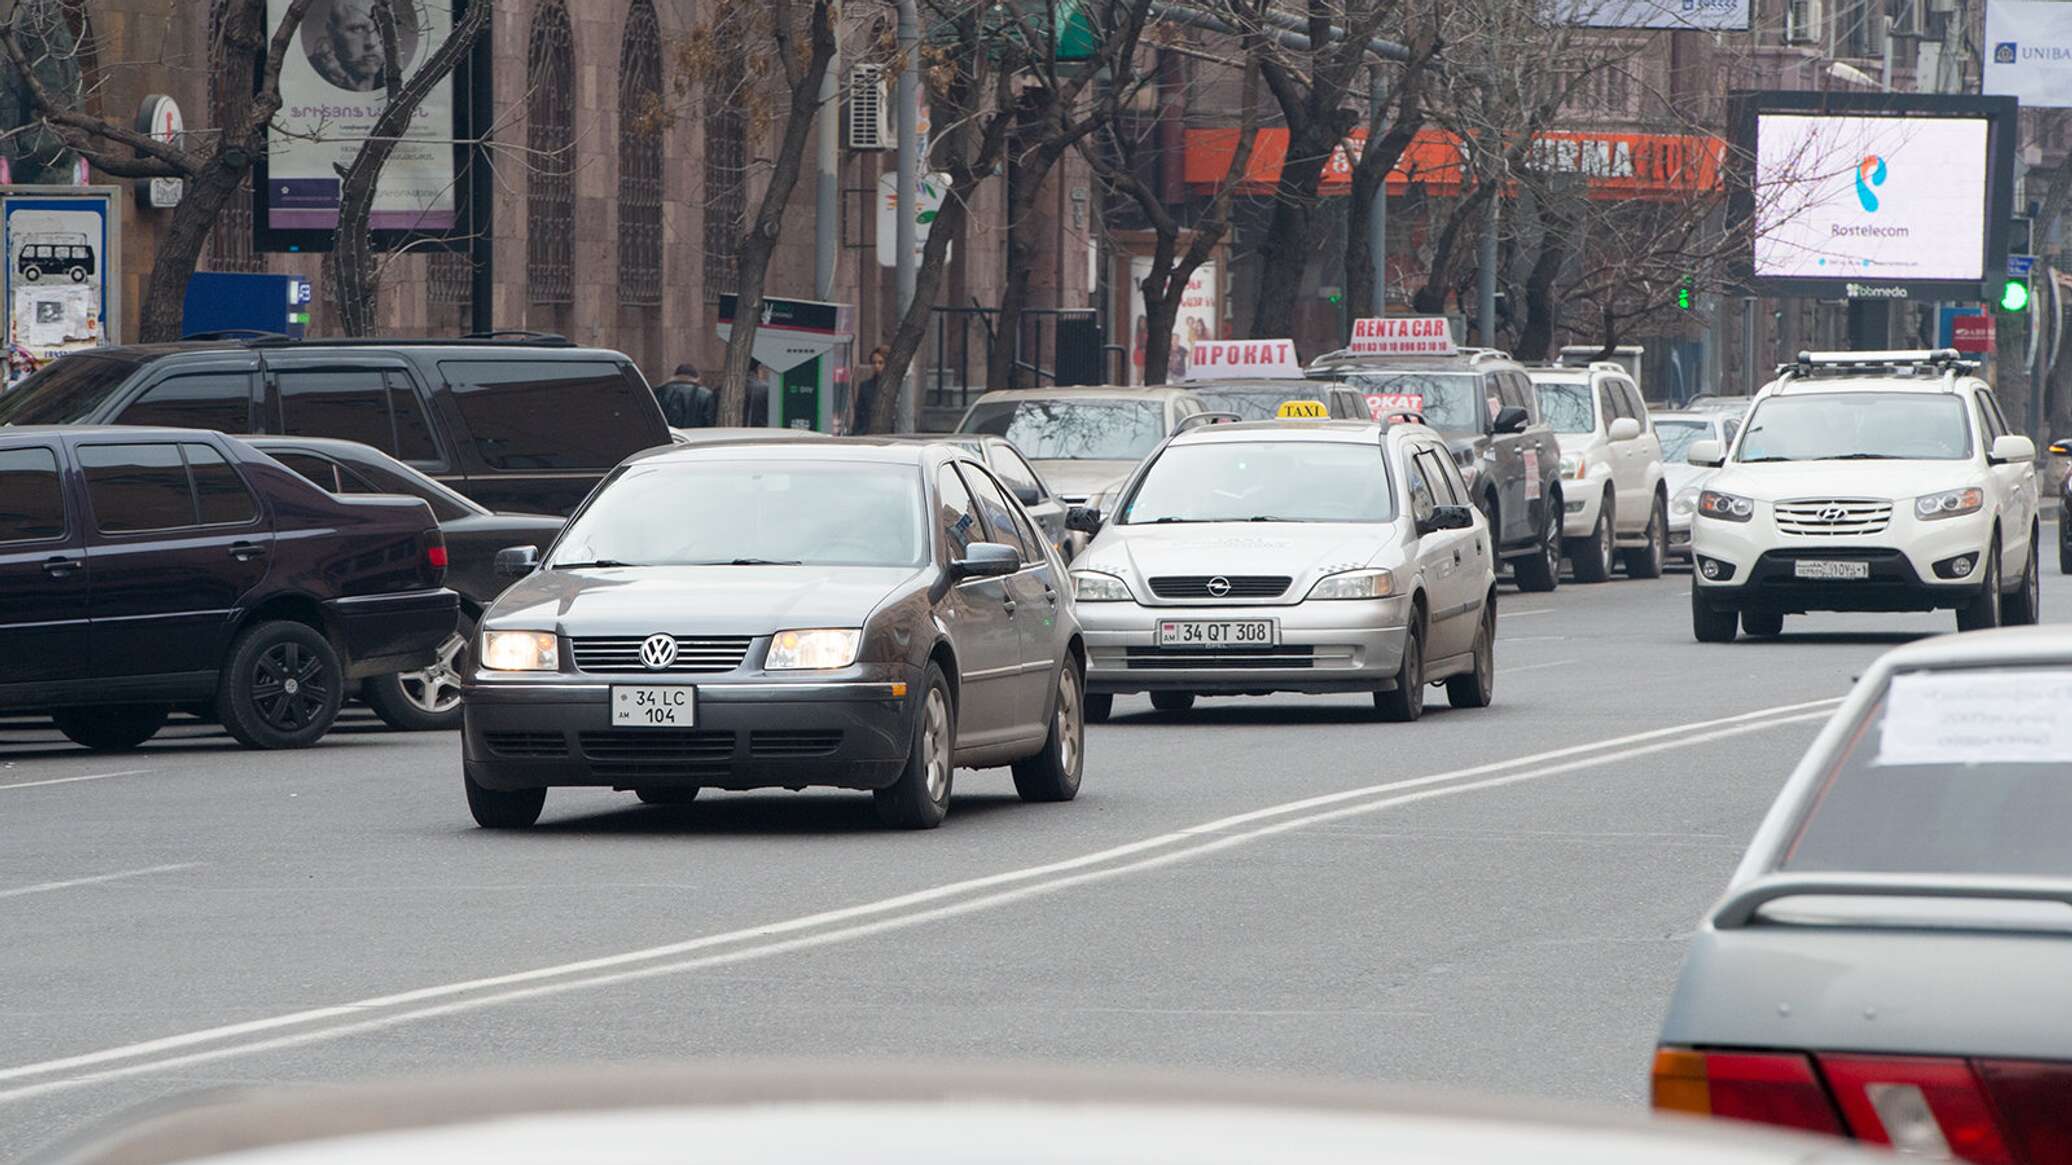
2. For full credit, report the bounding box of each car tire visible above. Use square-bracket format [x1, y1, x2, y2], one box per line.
[1692, 589, 1738, 643]
[51, 704, 168, 752]
[635, 787, 700, 805]
[2059, 527, 2072, 576]
[1150, 690, 1195, 713]
[874, 663, 954, 830]
[2003, 529, 2041, 627]
[465, 772, 546, 829]
[215, 620, 345, 750]
[1011, 659, 1084, 803]
[1571, 494, 1615, 583]
[1512, 498, 1561, 593]
[1374, 608, 1425, 722]
[363, 620, 472, 731]
[1084, 692, 1113, 724]
[1622, 494, 1667, 580]
[1957, 535, 2003, 632]
[1740, 608, 1784, 637]
[1445, 601, 1495, 710]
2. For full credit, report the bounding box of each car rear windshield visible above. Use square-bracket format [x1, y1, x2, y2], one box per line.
[1532, 380, 1595, 434]
[1187, 388, 1335, 422]
[1783, 667, 2072, 878]
[0, 352, 148, 424]
[1120, 441, 1395, 525]
[1337, 371, 1481, 432]
[552, 461, 927, 569]
[1738, 391, 1971, 463]
[1654, 419, 1711, 463]
[960, 399, 1164, 460]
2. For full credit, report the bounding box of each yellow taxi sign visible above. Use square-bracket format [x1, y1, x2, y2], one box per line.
[1276, 399, 1329, 420]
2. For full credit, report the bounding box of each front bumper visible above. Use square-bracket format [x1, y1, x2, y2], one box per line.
[326, 588, 460, 679]
[1078, 597, 1411, 694]
[463, 667, 918, 791]
[1691, 507, 1993, 614]
[1559, 476, 1608, 538]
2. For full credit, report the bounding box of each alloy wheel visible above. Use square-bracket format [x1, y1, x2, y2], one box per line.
[252, 641, 331, 731]
[1056, 668, 1082, 779]
[398, 633, 467, 714]
[922, 687, 952, 802]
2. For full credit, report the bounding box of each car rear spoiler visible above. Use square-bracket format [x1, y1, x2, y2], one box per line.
[1711, 872, 2072, 930]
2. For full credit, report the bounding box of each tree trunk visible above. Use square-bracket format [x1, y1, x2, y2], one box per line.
[1249, 141, 1332, 339]
[988, 176, 1045, 389]
[869, 176, 975, 435]
[1513, 203, 1569, 362]
[1411, 183, 1494, 316]
[138, 160, 251, 342]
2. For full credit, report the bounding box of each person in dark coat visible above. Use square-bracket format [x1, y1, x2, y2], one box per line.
[746, 361, 773, 428]
[851, 345, 890, 435]
[653, 363, 715, 428]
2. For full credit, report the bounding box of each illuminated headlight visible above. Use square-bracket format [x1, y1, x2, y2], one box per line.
[1697, 489, 1755, 522]
[480, 630, 558, 671]
[767, 629, 861, 670]
[1671, 485, 1699, 516]
[1914, 487, 1984, 521]
[1559, 453, 1586, 479]
[1071, 570, 1134, 601]
[1306, 568, 1395, 600]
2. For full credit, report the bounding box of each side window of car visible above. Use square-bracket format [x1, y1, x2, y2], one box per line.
[1417, 448, 1462, 506]
[987, 445, 1040, 500]
[440, 360, 658, 471]
[183, 443, 258, 526]
[1616, 381, 1647, 425]
[277, 369, 396, 452]
[386, 372, 440, 462]
[118, 372, 252, 432]
[0, 446, 67, 543]
[79, 443, 196, 533]
[1722, 417, 1741, 447]
[1404, 451, 1437, 523]
[960, 464, 1034, 560]
[1481, 375, 1504, 426]
[271, 452, 343, 492]
[936, 465, 983, 560]
[1976, 391, 2009, 443]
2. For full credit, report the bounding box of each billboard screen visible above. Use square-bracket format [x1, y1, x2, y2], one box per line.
[1729, 92, 2017, 300]
[1985, 0, 2072, 108]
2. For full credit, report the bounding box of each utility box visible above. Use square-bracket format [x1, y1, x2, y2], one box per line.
[182, 271, 313, 340]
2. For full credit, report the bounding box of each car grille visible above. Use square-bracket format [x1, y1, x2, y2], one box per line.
[483, 730, 567, 758]
[578, 730, 736, 764]
[569, 636, 754, 674]
[1147, 575, 1292, 600]
[750, 730, 843, 758]
[1773, 498, 1892, 536]
[1125, 646, 1315, 670]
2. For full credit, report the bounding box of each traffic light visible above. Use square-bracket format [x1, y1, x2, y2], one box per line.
[1999, 277, 2031, 313]
[1675, 284, 1693, 310]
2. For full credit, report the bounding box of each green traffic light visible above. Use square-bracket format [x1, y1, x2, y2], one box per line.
[2000, 279, 2031, 312]
[1676, 287, 1692, 310]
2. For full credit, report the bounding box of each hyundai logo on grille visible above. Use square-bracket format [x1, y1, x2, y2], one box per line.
[1207, 576, 1233, 597]
[639, 634, 678, 670]
[1818, 505, 1849, 522]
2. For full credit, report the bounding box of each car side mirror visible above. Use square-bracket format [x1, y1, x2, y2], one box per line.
[1493, 405, 1529, 434]
[951, 541, 1021, 580]
[494, 545, 540, 579]
[1012, 483, 1043, 506]
[1607, 417, 1643, 442]
[1687, 439, 1724, 469]
[1418, 504, 1475, 534]
[2049, 438, 2071, 456]
[1990, 434, 2036, 465]
[1065, 506, 1103, 535]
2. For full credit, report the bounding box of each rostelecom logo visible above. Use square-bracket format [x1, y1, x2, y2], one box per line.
[1855, 154, 1888, 212]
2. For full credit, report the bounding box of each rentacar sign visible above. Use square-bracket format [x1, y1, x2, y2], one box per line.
[1349, 316, 1458, 356]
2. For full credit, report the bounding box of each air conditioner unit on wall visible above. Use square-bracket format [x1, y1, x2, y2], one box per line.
[1785, 0, 1822, 45]
[848, 64, 895, 151]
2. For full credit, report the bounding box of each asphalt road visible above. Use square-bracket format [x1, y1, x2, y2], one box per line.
[4, 561, 2067, 1158]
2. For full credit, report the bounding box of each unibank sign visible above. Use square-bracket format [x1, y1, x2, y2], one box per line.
[1985, 0, 2072, 108]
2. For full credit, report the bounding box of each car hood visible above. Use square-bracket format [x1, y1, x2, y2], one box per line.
[1662, 461, 1712, 495]
[1709, 460, 1986, 502]
[1075, 522, 1402, 598]
[485, 565, 925, 636]
[1553, 433, 1596, 455]
[1035, 459, 1139, 502]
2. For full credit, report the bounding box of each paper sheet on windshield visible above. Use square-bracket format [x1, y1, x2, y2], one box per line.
[1875, 669, 2072, 766]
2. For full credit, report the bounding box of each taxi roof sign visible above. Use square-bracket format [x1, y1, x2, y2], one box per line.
[1276, 399, 1330, 419]
[1185, 339, 1303, 381]
[1349, 317, 1456, 357]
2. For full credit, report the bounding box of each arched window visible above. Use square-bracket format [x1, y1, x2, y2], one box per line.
[702, 23, 746, 298]
[526, 1, 576, 305]
[206, 0, 262, 274]
[617, 0, 664, 306]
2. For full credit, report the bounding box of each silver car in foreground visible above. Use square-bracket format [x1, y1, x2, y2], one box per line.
[1655, 626, 2072, 1156]
[1068, 417, 1498, 723]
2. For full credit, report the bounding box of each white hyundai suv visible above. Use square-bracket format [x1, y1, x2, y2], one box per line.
[1688, 350, 2040, 641]
[1528, 364, 1667, 582]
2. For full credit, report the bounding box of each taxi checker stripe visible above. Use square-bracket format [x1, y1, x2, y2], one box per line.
[0, 695, 1844, 1100]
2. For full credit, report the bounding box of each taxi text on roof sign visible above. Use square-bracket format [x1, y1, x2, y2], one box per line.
[1348, 317, 1457, 357]
[1185, 339, 1303, 381]
[1276, 400, 1330, 419]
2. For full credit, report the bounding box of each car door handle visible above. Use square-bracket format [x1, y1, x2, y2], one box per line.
[1001, 599, 1018, 615]
[1043, 586, 1058, 604]
[1453, 548, 1463, 564]
[229, 541, 266, 562]
[41, 556, 80, 578]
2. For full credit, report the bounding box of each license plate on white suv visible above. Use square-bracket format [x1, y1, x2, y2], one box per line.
[611, 685, 695, 727]
[1156, 620, 1277, 648]
[1794, 560, 1871, 580]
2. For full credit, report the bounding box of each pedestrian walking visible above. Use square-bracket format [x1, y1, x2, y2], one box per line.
[653, 363, 715, 429]
[852, 345, 890, 434]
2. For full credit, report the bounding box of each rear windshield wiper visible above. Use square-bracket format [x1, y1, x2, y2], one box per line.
[552, 558, 643, 569]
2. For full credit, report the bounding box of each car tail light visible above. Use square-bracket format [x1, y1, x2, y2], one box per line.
[1976, 1060, 2072, 1164]
[1819, 1056, 2014, 1164]
[1651, 1048, 1845, 1135]
[422, 530, 449, 583]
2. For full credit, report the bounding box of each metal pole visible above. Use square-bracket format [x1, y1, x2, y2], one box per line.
[895, 0, 919, 430]
[1742, 296, 1757, 396]
[1478, 194, 1497, 348]
[815, 25, 840, 301]
[1367, 67, 1388, 321]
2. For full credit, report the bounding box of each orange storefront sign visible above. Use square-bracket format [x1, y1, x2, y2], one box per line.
[1184, 127, 1724, 200]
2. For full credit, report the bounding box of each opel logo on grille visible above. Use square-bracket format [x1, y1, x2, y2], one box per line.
[640, 634, 678, 670]
[1818, 505, 1849, 522]
[1206, 576, 1233, 597]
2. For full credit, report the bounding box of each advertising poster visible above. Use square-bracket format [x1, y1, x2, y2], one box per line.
[1127, 258, 1219, 385]
[1547, 0, 1749, 30]
[266, 0, 457, 235]
[1985, 0, 2072, 108]
[4, 199, 109, 372]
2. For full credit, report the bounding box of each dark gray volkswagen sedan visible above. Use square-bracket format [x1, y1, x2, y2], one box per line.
[462, 439, 1085, 830]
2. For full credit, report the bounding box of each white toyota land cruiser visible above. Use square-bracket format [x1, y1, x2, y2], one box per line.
[1688, 349, 2040, 641]
[1527, 363, 1668, 583]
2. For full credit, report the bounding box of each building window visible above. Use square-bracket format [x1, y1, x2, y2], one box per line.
[703, 30, 746, 300]
[206, 0, 263, 274]
[618, 0, 664, 307]
[527, 1, 576, 305]
[428, 252, 474, 308]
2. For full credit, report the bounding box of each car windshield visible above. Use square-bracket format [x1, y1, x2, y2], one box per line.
[1532, 381, 1595, 434]
[1187, 387, 1333, 422]
[1784, 668, 2072, 878]
[551, 460, 927, 568]
[0, 352, 147, 424]
[1337, 371, 1482, 432]
[1654, 420, 1713, 463]
[1120, 441, 1395, 524]
[960, 399, 1165, 461]
[1737, 392, 1971, 462]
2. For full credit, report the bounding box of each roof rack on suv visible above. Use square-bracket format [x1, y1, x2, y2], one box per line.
[461, 329, 575, 346]
[1777, 349, 1977, 379]
[181, 329, 295, 343]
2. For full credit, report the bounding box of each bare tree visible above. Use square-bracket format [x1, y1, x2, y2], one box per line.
[1341, 20, 1437, 324]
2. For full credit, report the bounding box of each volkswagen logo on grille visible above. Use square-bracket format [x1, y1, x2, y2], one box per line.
[639, 634, 678, 670]
[1817, 505, 1849, 522]
[1206, 576, 1233, 597]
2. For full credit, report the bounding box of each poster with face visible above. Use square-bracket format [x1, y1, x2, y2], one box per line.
[1126, 258, 1220, 384]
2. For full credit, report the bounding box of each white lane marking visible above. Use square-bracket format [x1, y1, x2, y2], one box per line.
[1502, 608, 1554, 618]
[0, 769, 151, 793]
[1504, 658, 1578, 676]
[0, 697, 1844, 1102]
[0, 864, 200, 902]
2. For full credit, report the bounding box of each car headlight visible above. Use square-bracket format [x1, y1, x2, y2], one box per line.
[1697, 489, 1755, 522]
[480, 630, 558, 671]
[1071, 570, 1134, 601]
[1558, 453, 1586, 479]
[1914, 487, 1984, 521]
[767, 629, 861, 670]
[1306, 568, 1396, 600]
[1671, 485, 1699, 516]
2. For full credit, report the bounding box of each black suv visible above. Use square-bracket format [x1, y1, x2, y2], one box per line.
[1309, 347, 1566, 591]
[0, 426, 458, 751]
[0, 333, 670, 515]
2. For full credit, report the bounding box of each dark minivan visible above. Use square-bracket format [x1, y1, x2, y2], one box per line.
[0, 333, 671, 515]
[0, 426, 458, 751]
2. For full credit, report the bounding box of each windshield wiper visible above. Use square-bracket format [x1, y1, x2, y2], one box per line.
[1737, 456, 1796, 463]
[678, 558, 805, 566]
[1247, 516, 1291, 522]
[552, 558, 643, 569]
[1822, 453, 1901, 461]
